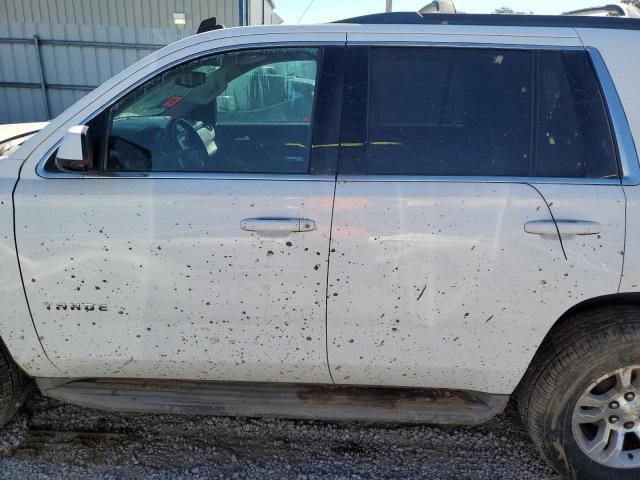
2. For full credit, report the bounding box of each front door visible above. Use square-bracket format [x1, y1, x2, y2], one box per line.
[327, 45, 625, 394]
[15, 45, 344, 383]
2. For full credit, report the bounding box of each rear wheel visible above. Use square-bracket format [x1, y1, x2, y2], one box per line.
[572, 366, 640, 470]
[517, 306, 640, 479]
[0, 340, 26, 428]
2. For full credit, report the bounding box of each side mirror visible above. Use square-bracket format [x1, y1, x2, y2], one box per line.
[55, 125, 92, 173]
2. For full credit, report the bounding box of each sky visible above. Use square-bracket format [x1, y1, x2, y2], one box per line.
[273, 0, 600, 23]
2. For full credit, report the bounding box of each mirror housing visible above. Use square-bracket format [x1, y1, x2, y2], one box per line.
[55, 125, 92, 173]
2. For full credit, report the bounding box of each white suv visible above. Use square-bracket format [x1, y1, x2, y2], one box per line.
[1, 12, 640, 479]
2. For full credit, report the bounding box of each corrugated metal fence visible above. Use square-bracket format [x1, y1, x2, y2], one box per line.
[0, 22, 194, 123]
[0, 0, 278, 124]
[0, 0, 241, 27]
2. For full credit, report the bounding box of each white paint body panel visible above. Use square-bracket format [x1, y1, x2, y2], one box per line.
[532, 184, 625, 299]
[577, 28, 640, 160]
[622, 185, 640, 292]
[0, 157, 58, 377]
[0, 122, 48, 143]
[55, 126, 87, 163]
[327, 181, 624, 393]
[15, 176, 335, 382]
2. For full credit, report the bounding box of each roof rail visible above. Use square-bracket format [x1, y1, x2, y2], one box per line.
[563, 3, 640, 17]
[333, 12, 640, 30]
[197, 17, 225, 34]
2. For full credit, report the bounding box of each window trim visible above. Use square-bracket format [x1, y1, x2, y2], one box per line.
[36, 41, 345, 180]
[337, 42, 637, 185]
[587, 46, 640, 186]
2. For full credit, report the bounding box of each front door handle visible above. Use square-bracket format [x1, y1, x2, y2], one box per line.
[525, 220, 601, 236]
[240, 218, 316, 233]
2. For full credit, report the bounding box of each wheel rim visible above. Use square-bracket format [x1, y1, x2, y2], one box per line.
[572, 366, 640, 468]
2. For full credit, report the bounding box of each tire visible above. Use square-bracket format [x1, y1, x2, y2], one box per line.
[516, 305, 640, 479]
[0, 339, 26, 429]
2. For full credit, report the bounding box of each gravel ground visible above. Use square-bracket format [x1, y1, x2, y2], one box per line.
[0, 388, 559, 480]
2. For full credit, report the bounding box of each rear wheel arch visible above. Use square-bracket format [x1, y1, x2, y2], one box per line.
[522, 292, 640, 382]
[514, 298, 640, 478]
[558, 293, 640, 320]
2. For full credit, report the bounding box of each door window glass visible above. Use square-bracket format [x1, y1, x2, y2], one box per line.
[366, 47, 532, 176]
[105, 48, 320, 173]
[364, 47, 618, 179]
[216, 60, 317, 125]
[534, 51, 617, 178]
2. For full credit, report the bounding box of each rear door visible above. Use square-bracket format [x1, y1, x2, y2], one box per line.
[15, 43, 345, 383]
[327, 40, 625, 394]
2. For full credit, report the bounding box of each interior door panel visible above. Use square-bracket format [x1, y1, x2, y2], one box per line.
[213, 124, 312, 173]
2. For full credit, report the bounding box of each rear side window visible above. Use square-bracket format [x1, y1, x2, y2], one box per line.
[367, 47, 531, 176]
[363, 47, 617, 179]
[534, 51, 617, 178]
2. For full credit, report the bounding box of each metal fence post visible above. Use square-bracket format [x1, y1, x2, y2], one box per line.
[33, 35, 51, 120]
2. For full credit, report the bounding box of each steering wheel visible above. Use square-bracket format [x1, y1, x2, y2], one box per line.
[168, 118, 210, 170]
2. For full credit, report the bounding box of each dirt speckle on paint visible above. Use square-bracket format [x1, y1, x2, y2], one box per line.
[416, 286, 427, 302]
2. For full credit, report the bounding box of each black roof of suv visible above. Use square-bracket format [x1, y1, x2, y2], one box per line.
[335, 12, 640, 31]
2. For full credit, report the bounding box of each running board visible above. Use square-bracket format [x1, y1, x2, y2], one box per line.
[36, 378, 508, 425]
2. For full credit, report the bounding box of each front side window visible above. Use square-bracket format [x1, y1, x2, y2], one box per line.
[104, 48, 320, 173]
[363, 47, 617, 179]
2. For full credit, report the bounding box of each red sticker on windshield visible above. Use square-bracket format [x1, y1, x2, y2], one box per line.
[163, 96, 183, 108]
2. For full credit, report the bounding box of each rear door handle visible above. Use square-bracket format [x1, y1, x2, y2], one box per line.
[525, 220, 601, 236]
[240, 218, 316, 233]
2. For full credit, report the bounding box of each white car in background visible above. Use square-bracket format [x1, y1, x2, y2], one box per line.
[1, 10, 640, 480]
[0, 123, 48, 157]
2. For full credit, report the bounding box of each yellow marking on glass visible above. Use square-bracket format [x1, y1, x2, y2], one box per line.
[312, 143, 340, 148]
[311, 143, 365, 148]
